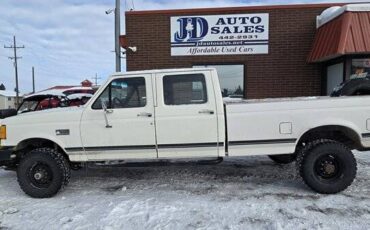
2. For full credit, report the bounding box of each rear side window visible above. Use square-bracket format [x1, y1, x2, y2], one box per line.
[92, 77, 146, 109]
[163, 74, 207, 105]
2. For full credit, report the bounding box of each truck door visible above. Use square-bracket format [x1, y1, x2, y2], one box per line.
[79, 74, 157, 161]
[155, 71, 220, 158]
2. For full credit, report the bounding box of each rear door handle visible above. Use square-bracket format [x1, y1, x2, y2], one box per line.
[137, 112, 152, 117]
[199, 109, 214, 115]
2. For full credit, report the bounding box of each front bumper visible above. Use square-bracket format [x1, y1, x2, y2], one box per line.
[0, 146, 15, 166]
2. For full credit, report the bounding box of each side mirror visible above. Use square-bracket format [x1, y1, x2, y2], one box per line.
[101, 100, 113, 114]
[0, 109, 17, 119]
[101, 99, 107, 110]
[100, 100, 112, 128]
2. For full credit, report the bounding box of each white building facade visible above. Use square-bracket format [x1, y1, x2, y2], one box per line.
[0, 90, 22, 109]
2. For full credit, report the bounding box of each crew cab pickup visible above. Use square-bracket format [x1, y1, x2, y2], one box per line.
[0, 68, 367, 198]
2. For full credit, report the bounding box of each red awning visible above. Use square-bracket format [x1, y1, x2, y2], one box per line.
[308, 11, 370, 63]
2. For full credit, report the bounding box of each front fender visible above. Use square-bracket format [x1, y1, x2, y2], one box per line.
[15, 134, 68, 152]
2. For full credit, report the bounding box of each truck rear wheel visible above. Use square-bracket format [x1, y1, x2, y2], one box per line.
[296, 139, 357, 194]
[268, 154, 296, 164]
[17, 148, 71, 198]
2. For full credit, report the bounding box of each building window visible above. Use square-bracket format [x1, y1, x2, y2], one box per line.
[8, 97, 11, 101]
[92, 77, 146, 109]
[163, 74, 207, 105]
[351, 59, 370, 79]
[326, 62, 344, 95]
[194, 64, 244, 98]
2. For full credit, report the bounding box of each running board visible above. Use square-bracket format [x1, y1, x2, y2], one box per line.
[86, 157, 224, 168]
[196, 157, 224, 165]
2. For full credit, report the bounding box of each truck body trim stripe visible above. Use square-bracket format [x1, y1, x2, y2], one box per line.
[229, 138, 297, 146]
[65, 142, 224, 152]
[66, 138, 293, 153]
[66, 145, 156, 152]
[158, 142, 221, 149]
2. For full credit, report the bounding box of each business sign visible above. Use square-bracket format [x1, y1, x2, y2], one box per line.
[170, 14, 269, 56]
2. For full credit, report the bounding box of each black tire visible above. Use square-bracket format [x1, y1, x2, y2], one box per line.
[296, 139, 357, 194]
[17, 148, 71, 198]
[268, 154, 296, 164]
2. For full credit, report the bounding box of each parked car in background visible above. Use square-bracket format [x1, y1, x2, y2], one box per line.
[331, 76, 370, 97]
[0, 87, 94, 119]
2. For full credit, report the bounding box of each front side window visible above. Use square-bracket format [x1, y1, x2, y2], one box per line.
[92, 77, 146, 109]
[18, 100, 39, 113]
[163, 74, 207, 105]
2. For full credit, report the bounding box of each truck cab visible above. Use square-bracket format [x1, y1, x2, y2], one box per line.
[68, 68, 225, 161]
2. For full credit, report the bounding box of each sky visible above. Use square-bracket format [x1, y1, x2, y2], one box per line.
[0, 0, 367, 94]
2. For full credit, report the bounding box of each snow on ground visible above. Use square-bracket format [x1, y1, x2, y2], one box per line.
[1, 153, 370, 230]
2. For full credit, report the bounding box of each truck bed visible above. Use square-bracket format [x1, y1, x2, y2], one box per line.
[224, 95, 370, 156]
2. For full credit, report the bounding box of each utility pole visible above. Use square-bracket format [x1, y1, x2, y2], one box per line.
[4, 36, 25, 108]
[115, 0, 121, 72]
[32, 66, 35, 93]
[91, 73, 101, 86]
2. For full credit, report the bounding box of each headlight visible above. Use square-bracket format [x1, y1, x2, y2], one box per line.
[0, 125, 6, 140]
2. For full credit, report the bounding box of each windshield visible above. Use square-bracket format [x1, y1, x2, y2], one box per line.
[18, 100, 39, 113]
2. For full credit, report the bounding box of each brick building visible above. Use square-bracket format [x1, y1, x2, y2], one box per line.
[122, 3, 370, 99]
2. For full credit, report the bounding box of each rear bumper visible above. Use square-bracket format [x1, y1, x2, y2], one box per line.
[0, 146, 15, 166]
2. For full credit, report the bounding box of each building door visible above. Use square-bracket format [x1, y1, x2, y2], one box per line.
[326, 63, 344, 95]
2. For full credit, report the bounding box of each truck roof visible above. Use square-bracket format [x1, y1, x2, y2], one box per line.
[110, 67, 216, 78]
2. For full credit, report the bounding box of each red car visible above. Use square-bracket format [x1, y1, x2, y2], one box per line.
[18, 87, 94, 113]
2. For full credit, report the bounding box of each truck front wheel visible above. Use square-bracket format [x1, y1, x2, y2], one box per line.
[296, 139, 357, 194]
[17, 148, 71, 198]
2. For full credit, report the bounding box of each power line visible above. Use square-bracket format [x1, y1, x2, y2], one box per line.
[91, 73, 101, 86]
[4, 35, 25, 108]
[32, 66, 35, 93]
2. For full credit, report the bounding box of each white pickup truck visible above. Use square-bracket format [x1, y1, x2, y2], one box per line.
[0, 68, 367, 198]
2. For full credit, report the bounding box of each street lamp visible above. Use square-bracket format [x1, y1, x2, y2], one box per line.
[105, 9, 114, 14]
[105, 0, 121, 72]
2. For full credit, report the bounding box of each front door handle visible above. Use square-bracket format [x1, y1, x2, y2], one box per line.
[105, 109, 114, 114]
[199, 109, 214, 115]
[137, 112, 152, 117]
